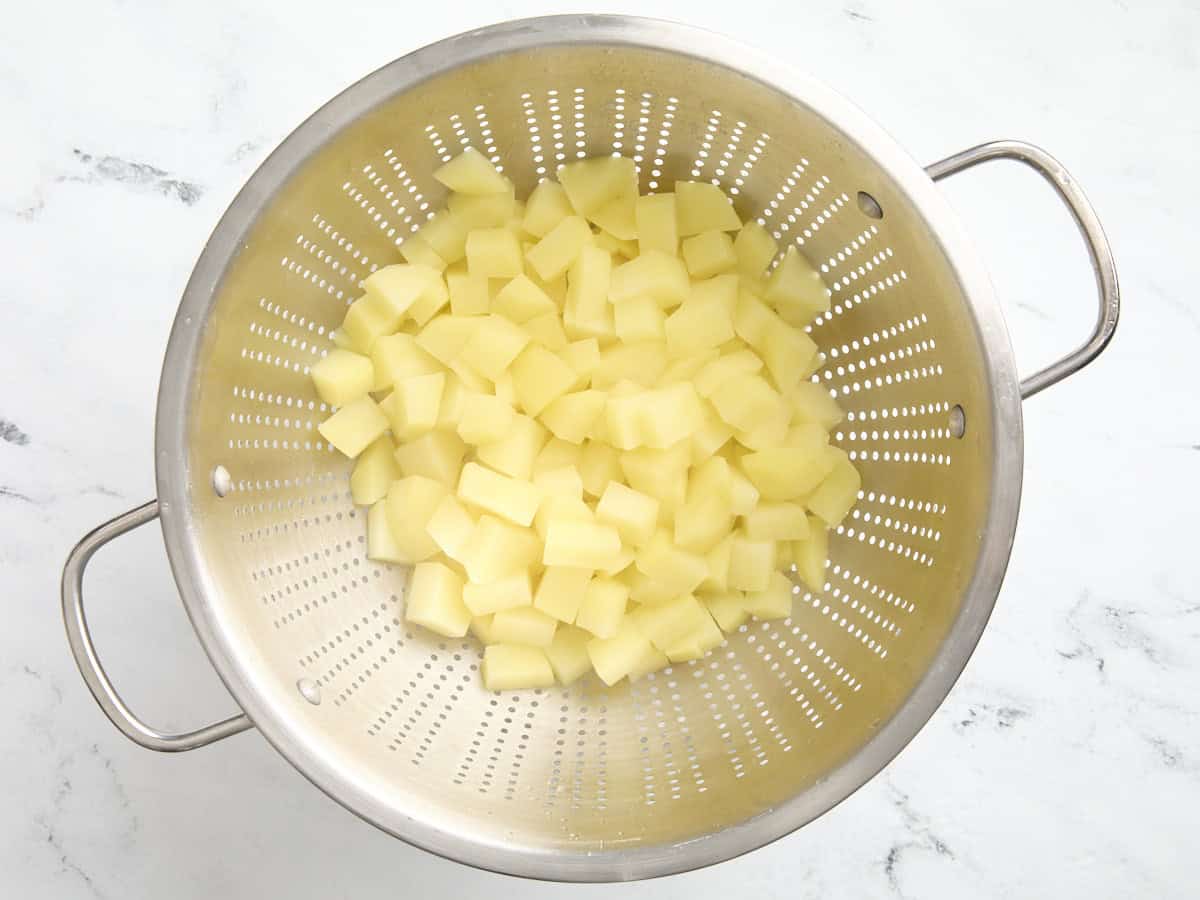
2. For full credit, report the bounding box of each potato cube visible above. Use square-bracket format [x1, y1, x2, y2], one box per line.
[426, 494, 477, 563]
[766, 246, 830, 326]
[559, 155, 637, 216]
[399, 236, 447, 272]
[463, 571, 533, 616]
[619, 441, 689, 515]
[745, 502, 811, 541]
[632, 594, 706, 650]
[534, 566, 593, 623]
[793, 516, 829, 591]
[694, 349, 763, 398]
[522, 312, 569, 351]
[709, 372, 784, 432]
[734, 407, 790, 451]
[319, 396, 388, 458]
[609, 251, 690, 308]
[448, 186, 516, 229]
[533, 465, 584, 501]
[682, 230, 737, 278]
[434, 147, 511, 195]
[341, 294, 397, 353]
[664, 274, 737, 355]
[675, 180, 741, 235]
[575, 576, 630, 639]
[627, 643, 670, 681]
[729, 464, 761, 516]
[701, 534, 733, 592]
[560, 338, 601, 389]
[703, 590, 749, 632]
[595, 481, 660, 547]
[492, 370, 516, 406]
[381, 372, 444, 440]
[806, 449, 861, 526]
[455, 392, 515, 445]
[366, 500, 406, 563]
[603, 391, 645, 451]
[635, 531, 708, 595]
[740, 443, 836, 501]
[777, 540, 796, 568]
[534, 493, 592, 542]
[744, 570, 794, 620]
[733, 289, 781, 351]
[493, 275, 557, 323]
[417, 315, 479, 365]
[578, 440, 621, 498]
[613, 295, 666, 343]
[467, 228, 523, 279]
[533, 437, 584, 476]
[491, 606, 558, 647]
[509, 344, 577, 416]
[674, 494, 733, 554]
[692, 404, 734, 464]
[393, 430, 466, 486]
[638, 381, 705, 449]
[591, 343, 669, 391]
[545, 625, 594, 685]
[406, 561, 470, 637]
[458, 314, 530, 381]
[525, 215, 592, 281]
[330, 328, 354, 349]
[523, 180, 574, 238]
[406, 274, 451, 327]
[788, 381, 844, 429]
[734, 221, 778, 277]
[371, 333, 443, 390]
[543, 520, 623, 570]
[664, 607, 724, 662]
[414, 211, 469, 265]
[593, 230, 639, 259]
[762, 326, 820, 392]
[446, 269, 489, 316]
[469, 614, 497, 644]
[482, 644, 555, 691]
[476, 413, 546, 480]
[563, 246, 613, 340]
[728, 535, 776, 592]
[463, 515, 540, 583]
[457, 461, 542, 527]
[383, 475, 447, 563]
[541, 390, 607, 444]
[363, 264, 441, 321]
[636, 193, 678, 256]
[625, 569, 676, 606]
[311, 349, 374, 407]
[589, 190, 638, 241]
[587, 620, 653, 686]
[351, 436, 399, 505]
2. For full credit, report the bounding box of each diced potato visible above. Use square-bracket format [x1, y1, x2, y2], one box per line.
[533, 465, 584, 500]
[591, 343, 669, 390]
[693, 349, 763, 398]
[541, 390, 607, 444]
[426, 494, 477, 563]
[350, 436, 399, 505]
[476, 413, 546, 480]
[729, 464, 760, 515]
[393, 430, 466, 486]
[619, 441, 689, 515]
[493, 275, 557, 323]
[740, 443, 836, 501]
[766, 246, 830, 326]
[467, 228, 523, 279]
[493, 370, 516, 406]
[417, 315, 479, 365]
[559, 156, 637, 216]
[523, 180, 574, 238]
[627, 642, 670, 681]
[509, 344, 577, 417]
[372, 333, 443, 390]
[414, 211, 469, 265]
[728, 535, 776, 592]
[446, 269, 489, 316]
[636, 193, 678, 256]
[463, 571, 533, 616]
[681, 230, 737, 278]
[578, 440, 621, 498]
[457, 461, 542, 527]
[383, 475, 447, 563]
[525, 215, 592, 281]
[563, 245, 613, 341]
[632, 594, 706, 649]
[560, 338, 601, 389]
[593, 230, 638, 259]
[491, 606, 558, 647]
[744, 570, 794, 620]
[545, 625, 593, 685]
[659, 348, 721, 386]
[434, 147, 511, 195]
[703, 590, 749, 632]
[639, 382, 706, 449]
[543, 519, 623, 570]
[709, 372, 784, 433]
[700, 534, 733, 593]
[363, 264, 440, 321]
[788, 381, 844, 429]
[595, 481, 659, 547]
[734, 407, 790, 451]
[734, 221, 778, 277]
[675, 180, 741, 235]
[664, 607, 724, 662]
[625, 569, 676, 605]
[762, 326, 820, 392]
[533, 437, 584, 476]
[576, 577, 630, 639]
[462, 515, 541, 583]
[733, 290, 783, 353]
[482, 644, 555, 691]
[674, 493, 733, 554]
[590, 191, 638, 241]
[807, 448, 861, 526]
[534, 493, 592, 542]
[613, 295, 666, 343]
[319, 396, 388, 457]
[745, 502, 811, 541]
[534, 566, 593, 623]
[455, 392, 515, 444]
[793, 516, 829, 591]
[692, 404, 734, 464]
[635, 530, 708, 595]
[381, 372, 444, 440]
[406, 273, 451, 327]
[399, 236, 447, 272]
[587, 619, 653, 686]
[311, 349, 374, 407]
[523, 312, 569, 351]
[458, 314, 530, 382]
[448, 187, 516, 229]
[609, 251, 690, 308]
[330, 328, 354, 349]
[341, 293, 397, 353]
[406, 561, 471, 637]
[366, 501, 406, 563]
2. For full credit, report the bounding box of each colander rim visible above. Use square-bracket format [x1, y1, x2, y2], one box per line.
[153, 13, 1023, 882]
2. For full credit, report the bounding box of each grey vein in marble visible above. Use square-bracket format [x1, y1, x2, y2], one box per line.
[62, 150, 203, 206]
[0, 418, 31, 445]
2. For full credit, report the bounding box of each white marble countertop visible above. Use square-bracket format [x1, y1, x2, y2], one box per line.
[3, 1, 1196, 896]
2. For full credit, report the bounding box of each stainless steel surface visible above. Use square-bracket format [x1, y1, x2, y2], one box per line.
[60, 14, 1116, 882]
[61, 500, 254, 751]
[926, 141, 1120, 399]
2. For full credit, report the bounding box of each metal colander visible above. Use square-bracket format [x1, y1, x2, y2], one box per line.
[62, 15, 1118, 882]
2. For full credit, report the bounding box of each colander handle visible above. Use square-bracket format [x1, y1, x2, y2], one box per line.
[926, 140, 1120, 399]
[62, 500, 254, 752]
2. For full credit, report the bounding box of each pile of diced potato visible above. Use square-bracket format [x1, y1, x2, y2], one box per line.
[311, 148, 860, 691]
